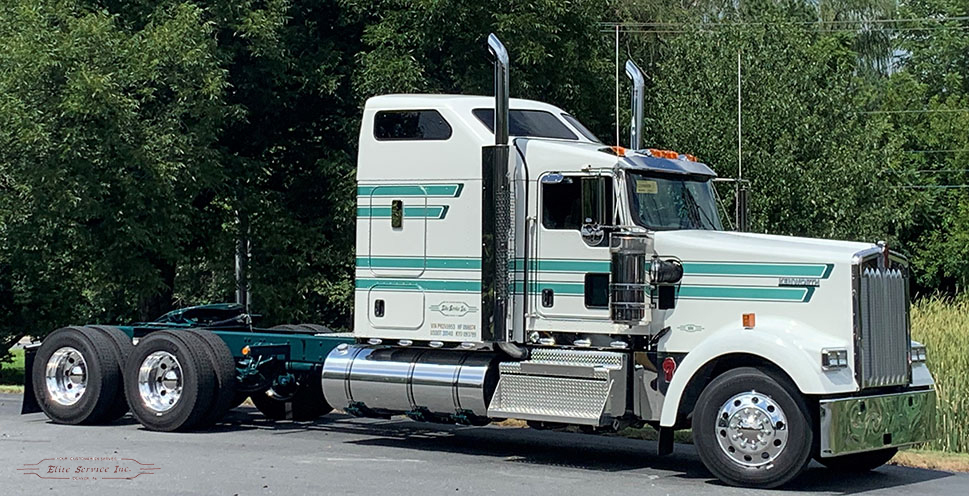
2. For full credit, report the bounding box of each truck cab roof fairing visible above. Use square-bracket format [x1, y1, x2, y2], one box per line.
[621, 154, 717, 178]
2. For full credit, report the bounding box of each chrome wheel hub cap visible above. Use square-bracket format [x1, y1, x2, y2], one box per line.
[716, 391, 788, 468]
[45, 347, 87, 406]
[138, 351, 183, 413]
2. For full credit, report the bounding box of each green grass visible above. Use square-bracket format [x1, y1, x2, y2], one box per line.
[911, 296, 969, 453]
[0, 348, 25, 386]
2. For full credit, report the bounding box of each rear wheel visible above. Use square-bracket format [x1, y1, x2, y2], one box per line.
[183, 329, 238, 425]
[269, 324, 332, 334]
[86, 326, 134, 421]
[124, 331, 216, 431]
[816, 448, 898, 472]
[692, 367, 813, 489]
[32, 327, 122, 425]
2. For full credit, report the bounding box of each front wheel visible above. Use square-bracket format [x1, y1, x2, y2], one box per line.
[692, 367, 813, 489]
[816, 448, 897, 472]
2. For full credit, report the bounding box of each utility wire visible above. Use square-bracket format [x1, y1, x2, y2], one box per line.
[886, 169, 969, 173]
[857, 109, 969, 114]
[907, 149, 969, 154]
[601, 16, 969, 27]
[602, 26, 969, 34]
[898, 185, 969, 189]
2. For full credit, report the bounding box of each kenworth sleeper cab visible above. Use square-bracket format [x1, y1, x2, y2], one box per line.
[22, 35, 935, 489]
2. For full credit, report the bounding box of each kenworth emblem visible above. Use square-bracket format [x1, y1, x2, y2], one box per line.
[778, 277, 821, 287]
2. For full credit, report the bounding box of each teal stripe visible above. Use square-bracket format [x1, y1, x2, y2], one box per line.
[356, 278, 481, 292]
[512, 281, 586, 295]
[510, 259, 611, 272]
[677, 285, 810, 302]
[358, 257, 481, 270]
[682, 262, 832, 278]
[357, 206, 448, 219]
[358, 184, 464, 197]
[508, 283, 814, 302]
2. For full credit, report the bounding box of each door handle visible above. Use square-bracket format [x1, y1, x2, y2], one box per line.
[541, 289, 554, 308]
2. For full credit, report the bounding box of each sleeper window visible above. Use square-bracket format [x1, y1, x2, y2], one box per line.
[374, 110, 452, 141]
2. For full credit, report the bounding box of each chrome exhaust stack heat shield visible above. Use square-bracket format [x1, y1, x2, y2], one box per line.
[322, 345, 499, 424]
[624, 59, 645, 150]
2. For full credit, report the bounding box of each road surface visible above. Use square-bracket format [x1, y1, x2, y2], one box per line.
[1, 393, 965, 495]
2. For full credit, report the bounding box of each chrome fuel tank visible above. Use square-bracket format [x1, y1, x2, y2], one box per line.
[321, 345, 499, 423]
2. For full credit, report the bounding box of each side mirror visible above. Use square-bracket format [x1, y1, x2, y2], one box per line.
[581, 176, 609, 246]
[581, 176, 608, 226]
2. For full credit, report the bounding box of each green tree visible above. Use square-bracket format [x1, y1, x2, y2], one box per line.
[0, 1, 228, 351]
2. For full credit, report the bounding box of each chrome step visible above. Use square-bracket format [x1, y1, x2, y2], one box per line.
[487, 349, 628, 425]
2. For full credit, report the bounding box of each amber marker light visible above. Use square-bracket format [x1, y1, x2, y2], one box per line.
[742, 313, 756, 329]
[242, 345, 250, 356]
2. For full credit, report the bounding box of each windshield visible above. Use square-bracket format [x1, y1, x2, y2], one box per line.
[627, 172, 722, 231]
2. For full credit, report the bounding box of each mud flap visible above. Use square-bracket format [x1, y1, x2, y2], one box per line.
[20, 344, 41, 414]
[658, 426, 674, 456]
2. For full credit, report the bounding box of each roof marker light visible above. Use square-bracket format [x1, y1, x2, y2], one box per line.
[648, 148, 679, 159]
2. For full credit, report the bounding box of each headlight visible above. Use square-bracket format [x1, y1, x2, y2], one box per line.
[821, 348, 849, 369]
[910, 341, 927, 363]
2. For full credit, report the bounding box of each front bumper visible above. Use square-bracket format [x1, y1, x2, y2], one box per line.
[818, 388, 936, 457]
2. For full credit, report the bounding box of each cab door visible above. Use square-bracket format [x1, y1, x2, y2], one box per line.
[531, 173, 614, 329]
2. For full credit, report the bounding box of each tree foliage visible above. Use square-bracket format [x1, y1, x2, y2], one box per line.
[2, 0, 969, 356]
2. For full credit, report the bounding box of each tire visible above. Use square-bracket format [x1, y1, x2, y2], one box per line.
[296, 324, 332, 334]
[250, 378, 332, 421]
[269, 324, 302, 333]
[31, 326, 122, 425]
[124, 331, 216, 431]
[182, 329, 238, 426]
[816, 448, 898, 472]
[86, 326, 135, 421]
[692, 367, 813, 489]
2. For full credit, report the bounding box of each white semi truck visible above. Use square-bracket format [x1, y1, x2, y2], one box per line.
[23, 34, 935, 488]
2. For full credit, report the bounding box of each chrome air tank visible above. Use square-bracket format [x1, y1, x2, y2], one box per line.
[610, 233, 652, 324]
[321, 344, 499, 423]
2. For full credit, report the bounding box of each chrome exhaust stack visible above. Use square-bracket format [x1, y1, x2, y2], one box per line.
[625, 59, 645, 150]
[488, 33, 510, 145]
[481, 34, 513, 342]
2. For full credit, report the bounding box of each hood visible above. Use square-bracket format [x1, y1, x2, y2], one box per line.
[653, 230, 877, 265]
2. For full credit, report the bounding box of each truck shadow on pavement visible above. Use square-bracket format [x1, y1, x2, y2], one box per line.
[205, 407, 954, 493]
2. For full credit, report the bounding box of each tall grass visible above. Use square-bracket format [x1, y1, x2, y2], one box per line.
[911, 296, 969, 453]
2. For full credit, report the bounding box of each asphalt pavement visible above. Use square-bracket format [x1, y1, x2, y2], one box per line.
[1, 393, 966, 495]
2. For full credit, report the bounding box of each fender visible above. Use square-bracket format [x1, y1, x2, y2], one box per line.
[659, 318, 857, 427]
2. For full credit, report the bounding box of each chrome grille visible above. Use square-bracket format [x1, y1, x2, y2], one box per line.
[856, 266, 910, 388]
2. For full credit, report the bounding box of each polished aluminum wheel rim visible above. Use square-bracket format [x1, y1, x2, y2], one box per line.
[45, 347, 87, 406]
[716, 391, 789, 468]
[137, 351, 183, 413]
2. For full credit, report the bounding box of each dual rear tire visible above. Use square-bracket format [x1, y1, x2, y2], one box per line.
[31, 326, 130, 425]
[33, 326, 238, 431]
[123, 330, 237, 431]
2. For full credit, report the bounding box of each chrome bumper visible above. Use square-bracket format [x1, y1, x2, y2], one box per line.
[818, 389, 936, 457]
